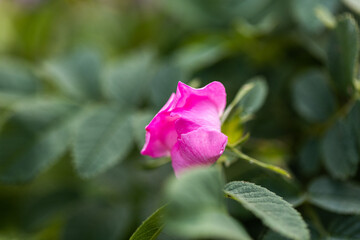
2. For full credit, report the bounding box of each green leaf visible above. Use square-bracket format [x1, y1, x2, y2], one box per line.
[131, 111, 155, 150]
[292, 69, 336, 122]
[165, 167, 251, 240]
[342, 0, 360, 16]
[326, 215, 360, 239]
[22, 188, 80, 231]
[238, 77, 268, 118]
[307, 176, 360, 214]
[347, 100, 360, 152]
[327, 14, 359, 93]
[0, 58, 40, 95]
[159, 0, 213, 28]
[73, 106, 133, 178]
[150, 62, 187, 108]
[130, 205, 166, 240]
[291, 0, 339, 33]
[251, 175, 306, 207]
[174, 38, 228, 73]
[298, 139, 321, 177]
[224, 181, 309, 240]
[314, 5, 336, 29]
[44, 50, 102, 100]
[0, 99, 77, 183]
[321, 119, 358, 180]
[262, 231, 289, 240]
[103, 50, 155, 108]
[222, 77, 268, 122]
[62, 204, 129, 240]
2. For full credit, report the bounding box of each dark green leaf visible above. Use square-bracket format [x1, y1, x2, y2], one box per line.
[321, 119, 358, 179]
[62, 205, 129, 240]
[44, 50, 102, 100]
[299, 139, 321, 177]
[130, 205, 166, 240]
[326, 215, 360, 239]
[327, 14, 359, 93]
[262, 231, 289, 240]
[0, 99, 77, 183]
[222, 77, 268, 122]
[292, 69, 336, 122]
[73, 106, 133, 178]
[103, 50, 155, 108]
[347, 100, 360, 152]
[224, 181, 309, 240]
[22, 189, 80, 231]
[308, 177, 360, 214]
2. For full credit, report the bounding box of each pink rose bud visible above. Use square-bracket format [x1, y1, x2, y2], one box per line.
[141, 81, 228, 177]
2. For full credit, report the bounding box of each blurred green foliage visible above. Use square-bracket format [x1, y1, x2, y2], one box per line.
[0, 0, 360, 239]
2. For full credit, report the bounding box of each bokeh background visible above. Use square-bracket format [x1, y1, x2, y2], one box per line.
[0, 0, 360, 239]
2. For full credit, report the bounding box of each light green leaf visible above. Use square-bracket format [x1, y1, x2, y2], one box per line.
[291, 0, 339, 33]
[174, 38, 228, 73]
[238, 77, 268, 118]
[251, 175, 305, 207]
[44, 50, 102, 100]
[224, 181, 309, 240]
[308, 177, 360, 214]
[0, 99, 78, 183]
[73, 106, 133, 178]
[168, 211, 251, 240]
[342, 0, 360, 15]
[321, 119, 358, 179]
[103, 50, 155, 108]
[0, 58, 40, 95]
[165, 167, 251, 240]
[222, 77, 268, 123]
[315, 5, 336, 29]
[130, 205, 166, 240]
[327, 14, 359, 93]
[292, 69, 336, 122]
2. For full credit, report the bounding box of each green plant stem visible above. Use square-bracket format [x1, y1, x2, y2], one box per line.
[304, 204, 328, 238]
[227, 145, 291, 178]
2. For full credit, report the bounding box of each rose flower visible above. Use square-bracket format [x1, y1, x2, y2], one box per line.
[141, 81, 228, 176]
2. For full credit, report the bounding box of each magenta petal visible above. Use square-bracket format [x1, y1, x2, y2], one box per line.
[141, 113, 179, 157]
[171, 128, 228, 177]
[141, 94, 179, 157]
[175, 81, 226, 115]
[172, 99, 221, 135]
